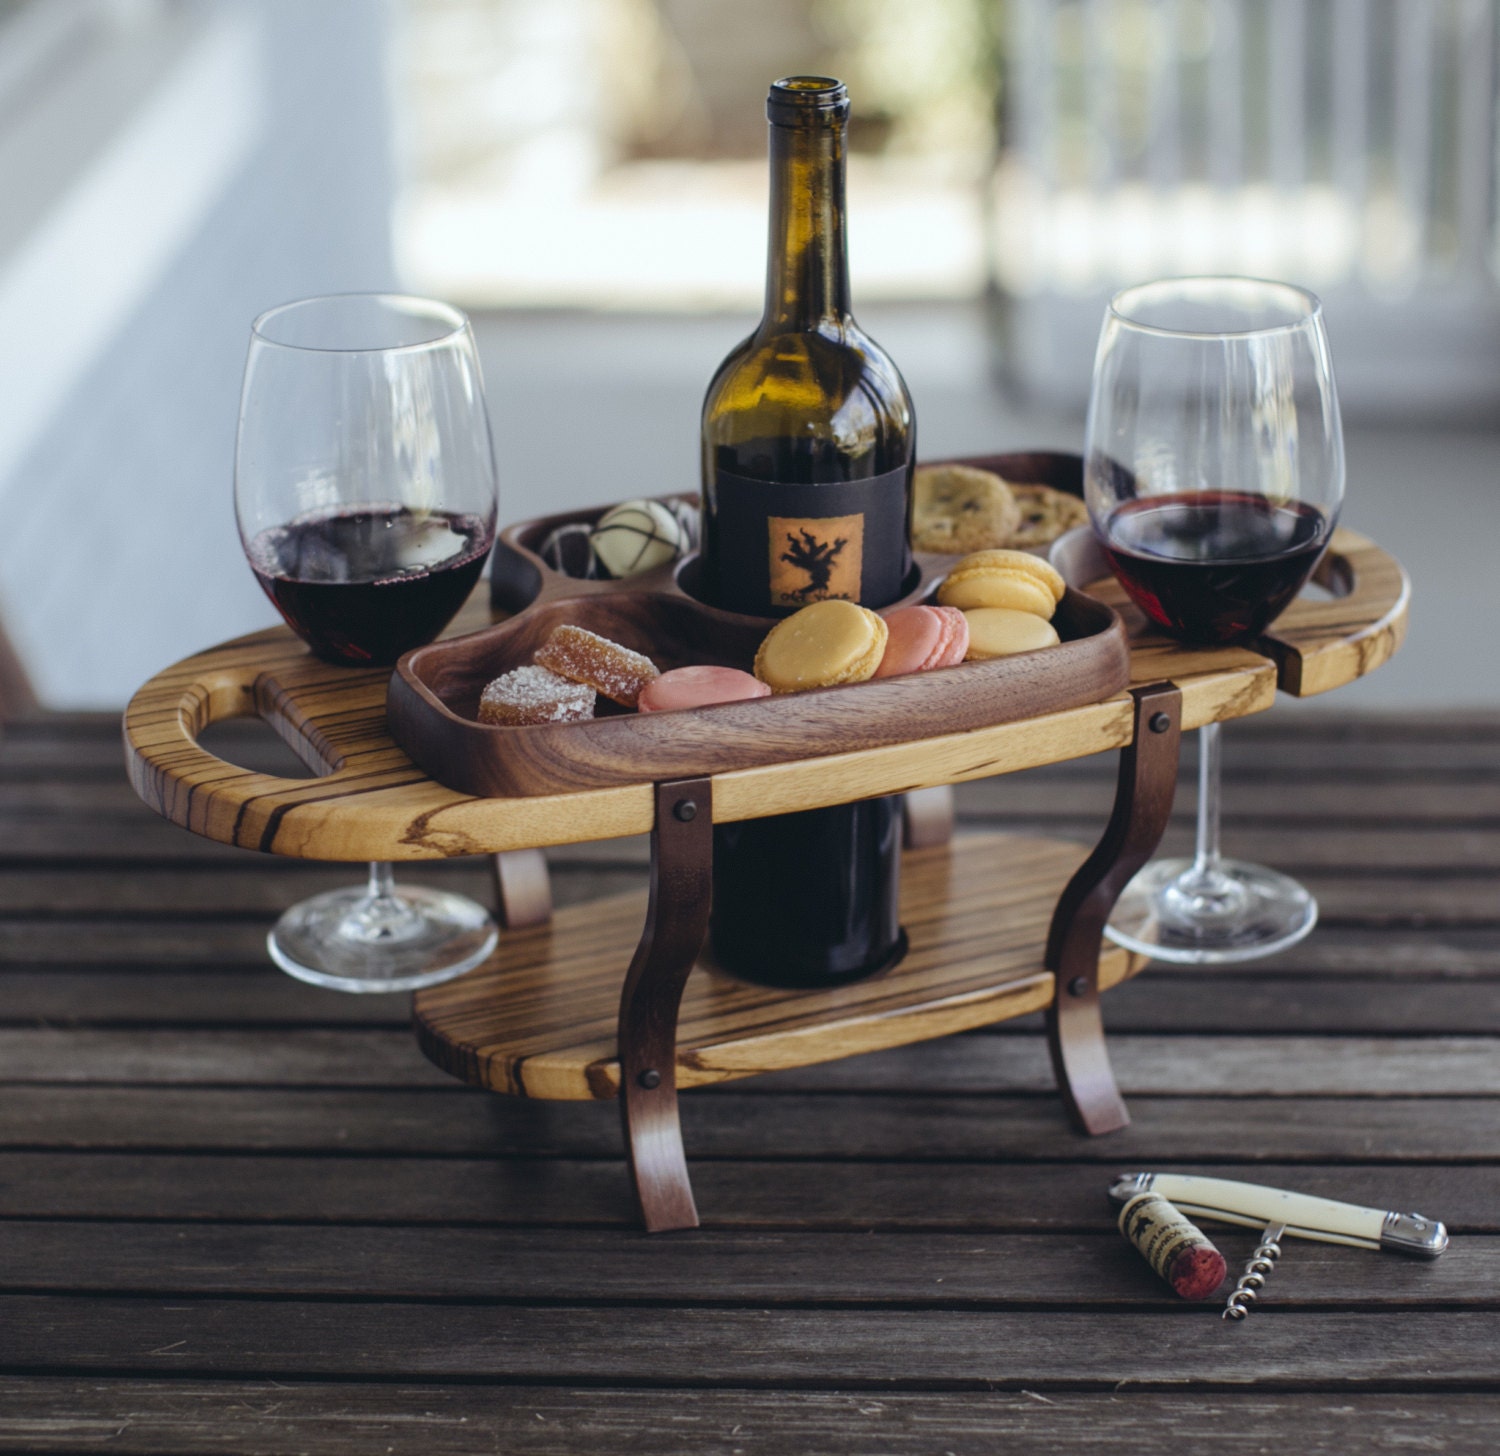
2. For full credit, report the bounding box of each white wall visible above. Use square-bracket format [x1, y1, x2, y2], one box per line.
[0, 0, 396, 708]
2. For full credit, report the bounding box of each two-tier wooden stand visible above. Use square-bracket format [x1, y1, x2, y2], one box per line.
[124, 527, 1407, 1233]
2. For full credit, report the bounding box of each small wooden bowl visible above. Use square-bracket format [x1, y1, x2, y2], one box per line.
[386, 453, 1131, 798]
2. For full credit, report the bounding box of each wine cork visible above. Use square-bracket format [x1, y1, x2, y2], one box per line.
[1118, 1191, 1228, 1300]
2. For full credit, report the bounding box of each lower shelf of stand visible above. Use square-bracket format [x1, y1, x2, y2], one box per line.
[414, 831, 1148, 1101]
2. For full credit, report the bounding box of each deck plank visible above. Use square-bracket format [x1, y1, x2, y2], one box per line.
[2, 965, 1499, 1032]
[0, 1153, 1493, 1232]
[2, 1085, 1498, 1160]
[2, 1028, 1499, 1095]
[0, 1222, 1492, 1305]
[2, 1298, 1498, 1386]
[1, 1382, 1496, 1456]
[0, 863, 1495, 922]
[0, 710, 1496, 1450]
[1, 1154, 1494, 1228]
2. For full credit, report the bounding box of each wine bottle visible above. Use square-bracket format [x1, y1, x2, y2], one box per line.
[700, 76, 915, 989]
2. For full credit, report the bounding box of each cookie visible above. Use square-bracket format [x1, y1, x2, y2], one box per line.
[753, 599, 889, 695]
[1004, 483, 1090, 548]
[936, 549, 1066, 620]
[962, 607, 1061, 660]
[911, 464, 1021, 555]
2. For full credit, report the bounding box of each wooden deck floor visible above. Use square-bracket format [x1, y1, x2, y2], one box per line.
[0, 711, 1497, 1452]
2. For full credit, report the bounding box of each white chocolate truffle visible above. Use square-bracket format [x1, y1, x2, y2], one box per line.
[589, 499, 687, 578]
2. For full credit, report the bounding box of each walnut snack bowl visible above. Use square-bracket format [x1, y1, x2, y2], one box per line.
[385, 453, 1132, 798]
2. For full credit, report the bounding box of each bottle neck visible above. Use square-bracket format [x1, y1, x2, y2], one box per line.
[763, 121, 850, 331]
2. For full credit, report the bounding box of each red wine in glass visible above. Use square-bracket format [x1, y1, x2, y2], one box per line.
[235, 293, 500, 995]
[248, 505, 492, 666]
[1085, 277, 1343, 968]
[1101, 491, 1329, 646]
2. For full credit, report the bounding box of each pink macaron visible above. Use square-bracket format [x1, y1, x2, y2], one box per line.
[637, 664, 772, 714]
[875, 605, 970, 678]
[928, 605, 969, 667]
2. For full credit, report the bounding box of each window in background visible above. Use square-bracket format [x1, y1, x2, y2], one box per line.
[991, 0, 1500, 416]
[392, 0, 996, 307]
[394, 0, 1500, 419]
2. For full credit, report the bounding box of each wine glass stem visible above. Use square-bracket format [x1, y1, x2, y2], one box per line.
[367, 860, 396, 903]
[339, 861, 427, 946]
[1189, 721, 1224, 885]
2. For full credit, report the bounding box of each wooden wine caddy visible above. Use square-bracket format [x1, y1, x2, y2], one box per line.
[123, 453, 1409, 1232]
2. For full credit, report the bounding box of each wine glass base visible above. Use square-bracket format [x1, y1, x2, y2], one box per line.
[268, 883, 498, 993]
[1105, 857, 1318, 966]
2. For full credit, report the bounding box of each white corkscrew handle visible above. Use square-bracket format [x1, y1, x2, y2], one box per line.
[1109, 1173, 1447, 1257]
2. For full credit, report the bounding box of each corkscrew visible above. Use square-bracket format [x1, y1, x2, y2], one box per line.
[1221, 1222, 1285, 1320]
[1109, 1172, 1449, 1322]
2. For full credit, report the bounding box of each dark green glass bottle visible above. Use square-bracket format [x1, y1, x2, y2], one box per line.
[700, 77, 915, 989]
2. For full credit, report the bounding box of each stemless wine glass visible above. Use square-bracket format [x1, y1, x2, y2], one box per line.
[236, 293, 500, 992]
[1085, 276, 1344, 963]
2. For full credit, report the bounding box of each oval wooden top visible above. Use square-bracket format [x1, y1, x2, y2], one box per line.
[121, 528, 1407, 862]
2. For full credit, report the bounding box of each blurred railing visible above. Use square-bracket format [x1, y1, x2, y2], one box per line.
[990, 0, 1500, 418]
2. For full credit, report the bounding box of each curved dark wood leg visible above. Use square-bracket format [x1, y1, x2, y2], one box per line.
[903, 785, 956, 848]
[617, 777, 713, 1232]
[1046, 683, 1182, 1135]
[489, 849, 552, 929]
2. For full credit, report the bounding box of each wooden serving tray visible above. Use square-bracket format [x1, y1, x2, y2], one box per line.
[386, 455, 1131, 797]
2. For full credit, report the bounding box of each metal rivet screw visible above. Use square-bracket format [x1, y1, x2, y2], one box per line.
[638, 1069, 661, 1089]
[1068, 976, 1089, 997]
[673, 799, 697, 822]
[1149, 712, 1172, 734]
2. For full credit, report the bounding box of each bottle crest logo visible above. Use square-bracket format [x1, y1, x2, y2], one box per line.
[768, 514, 863, 606]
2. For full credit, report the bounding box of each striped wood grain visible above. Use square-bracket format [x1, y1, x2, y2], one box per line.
[119, 623, 1269, 862]
[413, 832, 1144, 1100]
[1089, 527, 1409, 698]
[119, 533, 1405, 862]
[1261, 529, 1411, 694]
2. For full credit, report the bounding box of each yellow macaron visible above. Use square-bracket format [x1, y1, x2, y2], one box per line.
[936, 549, 1066, 620]
[963, 607, 1062, 660]
[754, 599, 890, 694]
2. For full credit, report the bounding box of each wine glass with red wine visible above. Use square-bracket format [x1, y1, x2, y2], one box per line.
[1085, 276, 1344, 963]
[236, 294, 499, 992]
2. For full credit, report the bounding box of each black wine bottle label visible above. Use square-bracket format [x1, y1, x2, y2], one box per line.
[711, 466, 909, 615]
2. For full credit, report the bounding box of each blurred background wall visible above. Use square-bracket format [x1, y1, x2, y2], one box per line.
[1, 0, 1497, 709]
[0, 0, 394, 707]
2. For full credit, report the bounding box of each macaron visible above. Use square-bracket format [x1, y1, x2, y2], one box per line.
[875, 605, 970, 678]
[638, 665, 771, 714]
[928, 605, 971, 667]
[963, 607, 1061, 660]
[754, 599, 889, 694]
[937, 549, 1066, 620]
